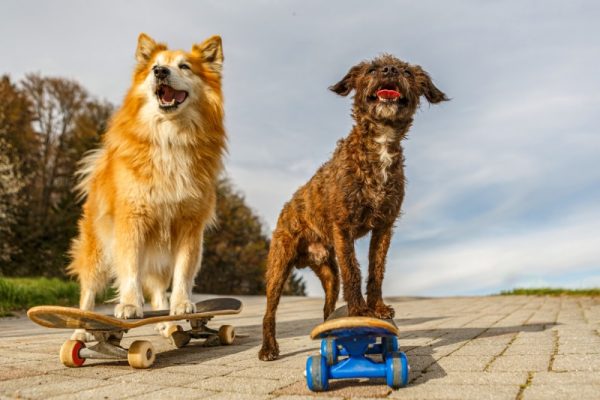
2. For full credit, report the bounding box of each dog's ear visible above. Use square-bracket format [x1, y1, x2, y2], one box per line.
[329, 64, 362, 96]
[136, 33, 158, 64]
[412, 65, 449, 104]
[193, 36, 224, 72]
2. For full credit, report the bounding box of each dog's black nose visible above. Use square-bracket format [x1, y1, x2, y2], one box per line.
[382, 65, 398, 75]
[153, 66, 170, 80]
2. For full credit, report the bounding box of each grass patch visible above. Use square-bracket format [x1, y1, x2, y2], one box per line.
[500, 287, 600, 296]
[0, 277, 115, 316]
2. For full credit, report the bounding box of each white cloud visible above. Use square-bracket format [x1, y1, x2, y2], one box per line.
[383, 206, 600, 296]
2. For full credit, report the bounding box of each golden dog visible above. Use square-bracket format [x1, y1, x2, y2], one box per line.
[68, 33, 226, 339]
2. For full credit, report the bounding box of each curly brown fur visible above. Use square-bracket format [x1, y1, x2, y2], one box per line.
[258, 54, 448, 361]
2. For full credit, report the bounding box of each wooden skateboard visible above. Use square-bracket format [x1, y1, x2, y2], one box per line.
[306, 305, 409, 391]
[27, 297, 242, 369]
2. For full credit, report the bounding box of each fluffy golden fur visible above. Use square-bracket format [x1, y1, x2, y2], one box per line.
[68, 33, 226, 338]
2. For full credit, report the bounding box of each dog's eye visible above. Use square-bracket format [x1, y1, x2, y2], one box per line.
[403, 70, 412, 77]
[179, 64, 191, 70]
[368, 67, 376, 74]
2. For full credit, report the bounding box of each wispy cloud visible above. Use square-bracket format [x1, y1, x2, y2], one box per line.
[384, 204, 600, 295]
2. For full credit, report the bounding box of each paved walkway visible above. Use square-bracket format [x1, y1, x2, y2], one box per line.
[1, 295, 599, 399]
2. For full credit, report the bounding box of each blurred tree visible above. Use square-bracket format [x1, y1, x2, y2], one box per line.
[0, 76, 36, 269]
[2, 74, 112, 276]
[0, 138, 27, 264]
[197, 178, 306, 296]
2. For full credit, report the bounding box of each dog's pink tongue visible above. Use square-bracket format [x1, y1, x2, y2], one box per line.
[377, 89, 401, 100]
[161, 86, 187, 103]
[162, 86, 175, 102]
[174, 90, 187, 103]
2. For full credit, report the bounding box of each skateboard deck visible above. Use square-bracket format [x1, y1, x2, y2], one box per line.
[305, 305, 408, 392]
[27, 298, 242, 369]
[28, 297, 241, 331]
[310, 305, 399, 339]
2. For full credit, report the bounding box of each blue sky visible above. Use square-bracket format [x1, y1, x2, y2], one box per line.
[2, 1, 599, 296]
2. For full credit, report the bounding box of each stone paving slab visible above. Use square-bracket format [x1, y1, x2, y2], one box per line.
[1, 295, 599, 399]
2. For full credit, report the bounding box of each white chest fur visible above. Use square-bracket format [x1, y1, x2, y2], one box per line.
[145, 119, 201, 204]
[374, 126, 398, 183]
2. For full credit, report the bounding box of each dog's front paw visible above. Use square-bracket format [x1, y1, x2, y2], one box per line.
[171, 300, 196, 315]
[71, 329, 95, 342]
[114, 303, 143, 319]
[372, 303, 396, 319]
[258, 342, 280, 361]
[348, 304, 377, 318]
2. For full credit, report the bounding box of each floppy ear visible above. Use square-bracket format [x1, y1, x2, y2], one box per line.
[193, 36, 223, 72]
[329, 65, 362, 96]
[413, 65, 448, 104]
[136, 33, 158, 64]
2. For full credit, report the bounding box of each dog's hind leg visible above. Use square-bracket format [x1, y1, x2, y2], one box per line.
[68, 232, 109, 341]
[258, 231, 296, 361]
[311, 257, 340, 320]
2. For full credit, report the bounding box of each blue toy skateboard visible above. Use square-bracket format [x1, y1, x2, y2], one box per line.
[305, 306, 409, 391]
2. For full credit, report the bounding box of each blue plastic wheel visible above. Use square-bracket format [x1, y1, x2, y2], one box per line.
[321, 338, 338, 366]
[306, 355, 329, 391]
[385, 351, 409, 389]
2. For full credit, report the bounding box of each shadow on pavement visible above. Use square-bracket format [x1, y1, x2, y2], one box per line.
[404, 322, 558, 385]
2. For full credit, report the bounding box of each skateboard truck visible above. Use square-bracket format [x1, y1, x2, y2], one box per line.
[167, 317, 235, 348]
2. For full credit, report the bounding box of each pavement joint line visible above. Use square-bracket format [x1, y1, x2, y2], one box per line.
[515, 371, 534, 400]
[411, 312, 489, 381]
[548, 330, 559, 372]
[577, 298, 590, 324]
[558, 296, 564, 324]
[482, 333, 518, 372]
[418, 302, 529, 380]
[482, 302, 541, 372]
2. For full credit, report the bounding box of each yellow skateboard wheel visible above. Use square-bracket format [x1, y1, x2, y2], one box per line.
[127, 340, 155, 368]
[60, 339, 86, 367]
[218, 325, 235, 345]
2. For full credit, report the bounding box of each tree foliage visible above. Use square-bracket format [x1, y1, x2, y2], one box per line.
[0, 76, 35, 264]
[0, 74, 306, 296]
[197, 179, 306, 295]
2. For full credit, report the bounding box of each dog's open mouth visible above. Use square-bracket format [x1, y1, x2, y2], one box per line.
[369, 83, 410, 107]
[376, 84, 402, 102]
[156, 85, 188, 110]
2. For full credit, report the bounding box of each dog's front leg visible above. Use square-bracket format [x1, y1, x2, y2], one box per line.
[332, 225, 373, 317]
[367, 226, 395, 319]
[170, 229, 202, 315]
[114, 214, 145, 319]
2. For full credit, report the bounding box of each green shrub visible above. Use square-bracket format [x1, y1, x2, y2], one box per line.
[0, 277, 115, 316]
[500, 287, 600, 296]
